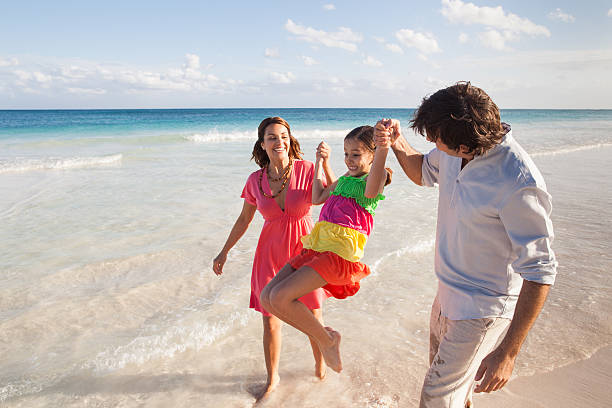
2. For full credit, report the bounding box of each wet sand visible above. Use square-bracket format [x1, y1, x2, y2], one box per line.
[475, 345, 612, 408]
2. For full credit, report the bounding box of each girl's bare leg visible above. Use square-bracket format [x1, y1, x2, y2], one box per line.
[257, 314, 282, 402]
[267, 266, 342, 373]
[310, 308, 327, 379]
[260, 265, 328, 378]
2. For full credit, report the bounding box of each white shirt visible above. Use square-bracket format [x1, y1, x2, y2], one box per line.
[422, 128, 557, 320]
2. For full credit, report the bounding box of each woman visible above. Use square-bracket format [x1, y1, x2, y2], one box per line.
[212, 117, 333, 401]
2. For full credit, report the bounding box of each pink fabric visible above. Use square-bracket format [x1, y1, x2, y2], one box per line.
[318, 194, 373, 236]
[241, 160, 329, 315]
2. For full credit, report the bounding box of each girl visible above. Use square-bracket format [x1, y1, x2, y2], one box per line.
[260, 125, 392, 373]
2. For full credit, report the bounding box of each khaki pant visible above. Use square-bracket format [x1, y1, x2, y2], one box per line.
[420, 296, 511, 408]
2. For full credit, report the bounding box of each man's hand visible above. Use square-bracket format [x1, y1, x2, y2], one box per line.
[374, 118, 401, 147]
[474, 345, 516, 393]
[474, 281, 551, 393]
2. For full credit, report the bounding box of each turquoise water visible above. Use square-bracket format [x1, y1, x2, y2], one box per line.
[2, 108, 611, 136]
[1, 109, 611, 407]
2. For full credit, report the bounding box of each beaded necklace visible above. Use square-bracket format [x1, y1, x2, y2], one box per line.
[267, 160, 292, 182]
[259, 160, 293, 198]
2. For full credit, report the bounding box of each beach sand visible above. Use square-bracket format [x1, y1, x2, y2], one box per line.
[475, 345, 611, 408]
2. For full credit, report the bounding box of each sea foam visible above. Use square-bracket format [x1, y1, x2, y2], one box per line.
[531, 143, 612, 157]
[370, 238, 435, 275]
[85, 311, 252, 374]
[0, 154, 122, 174]
[183, 128, 349, 143]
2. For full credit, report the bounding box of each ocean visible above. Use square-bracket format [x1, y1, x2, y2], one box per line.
[1, 108, 611, 407]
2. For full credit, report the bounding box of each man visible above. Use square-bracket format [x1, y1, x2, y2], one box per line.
[375, 82, 557, 408]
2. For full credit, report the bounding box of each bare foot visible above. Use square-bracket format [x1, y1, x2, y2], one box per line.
[254, 374, 280, 403]
[312, 331, 328, 379]
[320, 327, 342, 373]
[315, 359, 327, 380]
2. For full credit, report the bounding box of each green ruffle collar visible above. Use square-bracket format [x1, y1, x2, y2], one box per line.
[330, 174, 385, 215]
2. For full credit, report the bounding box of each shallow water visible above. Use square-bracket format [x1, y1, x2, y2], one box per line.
[1, 109, 611, 406]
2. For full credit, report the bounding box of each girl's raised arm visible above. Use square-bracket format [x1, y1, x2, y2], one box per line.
[312, 141, 338, 205]
[321, 154, 336, 187]
[364, 140, 391, 198]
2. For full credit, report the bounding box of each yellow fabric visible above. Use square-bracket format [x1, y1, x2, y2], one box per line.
[301, 221, 367, 262]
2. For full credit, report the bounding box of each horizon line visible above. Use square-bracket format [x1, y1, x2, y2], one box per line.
[2, 107, 612, 111]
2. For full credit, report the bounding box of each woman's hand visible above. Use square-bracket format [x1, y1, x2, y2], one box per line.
[212, 251, 228, 275]
[316, 141, 331, 163]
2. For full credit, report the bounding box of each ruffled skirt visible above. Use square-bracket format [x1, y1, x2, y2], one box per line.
[289, 248, 371, 299]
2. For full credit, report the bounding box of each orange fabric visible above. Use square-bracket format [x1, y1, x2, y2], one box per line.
[288, 248, 371, 299]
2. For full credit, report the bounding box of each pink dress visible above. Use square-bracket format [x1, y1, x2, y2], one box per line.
[241, 160, 329, 315]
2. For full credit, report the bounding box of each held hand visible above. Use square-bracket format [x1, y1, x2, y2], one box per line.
[473, 346, 516, 393]
[388, 119, 401, 145]
[374, 118, 401, 147]
[376, 134, 392, 149]
[316, 141, 331, 162]
[212, 252, 227, 276]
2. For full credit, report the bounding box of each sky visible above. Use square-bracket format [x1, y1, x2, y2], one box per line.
[1, 0, 611, 109]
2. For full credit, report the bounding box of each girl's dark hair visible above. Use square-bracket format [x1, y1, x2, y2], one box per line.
[345, 125, 393, 186]
[410, 81, 505, 156]
[252, 117, 303, 168]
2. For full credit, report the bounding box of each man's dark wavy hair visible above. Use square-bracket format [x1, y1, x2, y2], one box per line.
[410, 82, 505, 156]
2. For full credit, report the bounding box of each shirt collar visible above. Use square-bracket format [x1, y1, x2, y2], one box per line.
[472, 122, 512, 162]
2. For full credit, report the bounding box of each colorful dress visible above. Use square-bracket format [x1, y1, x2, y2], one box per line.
[290, 174, 385, 299]
[241, 160, 328, 316]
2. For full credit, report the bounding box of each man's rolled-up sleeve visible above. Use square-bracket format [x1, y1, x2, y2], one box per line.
[499, 186, 558, 284]
[421, 148, 441, 187]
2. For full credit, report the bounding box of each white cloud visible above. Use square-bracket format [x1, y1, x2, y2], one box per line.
[323, 4, 335, 11]
[14, 70, 33, 82]
[363, 56, 383, 67]
[118, 54, 226, 91]
[0, 57, 19, 67]
[32, 72, 53, 85]
[548, 8, 575, 23]
[418, 54, 428, 62]
[425, 76, 448, 89]
[385, 43, 404, 54]
[478, 29, 514, 50]
[270, 71, 295, 84]
[366, 76, 413, 94]
[395, 29, 440, 54]
[300, 55, 318, 66]
[264, 48, 279, 58]
[285, 19, 363, 52]
[457, 48, 612, 69]
[67, 87, 107, 95]
[608, 8, 612, 17]
[313, 76, 355, 94]
[458, 32, 469, 43]
[441, 0, 550, 36]
[184, 54, 200, 70]
[60, 65, 90, 79]
[4, 54, 238, 96]
[440, 0, 550, 49]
